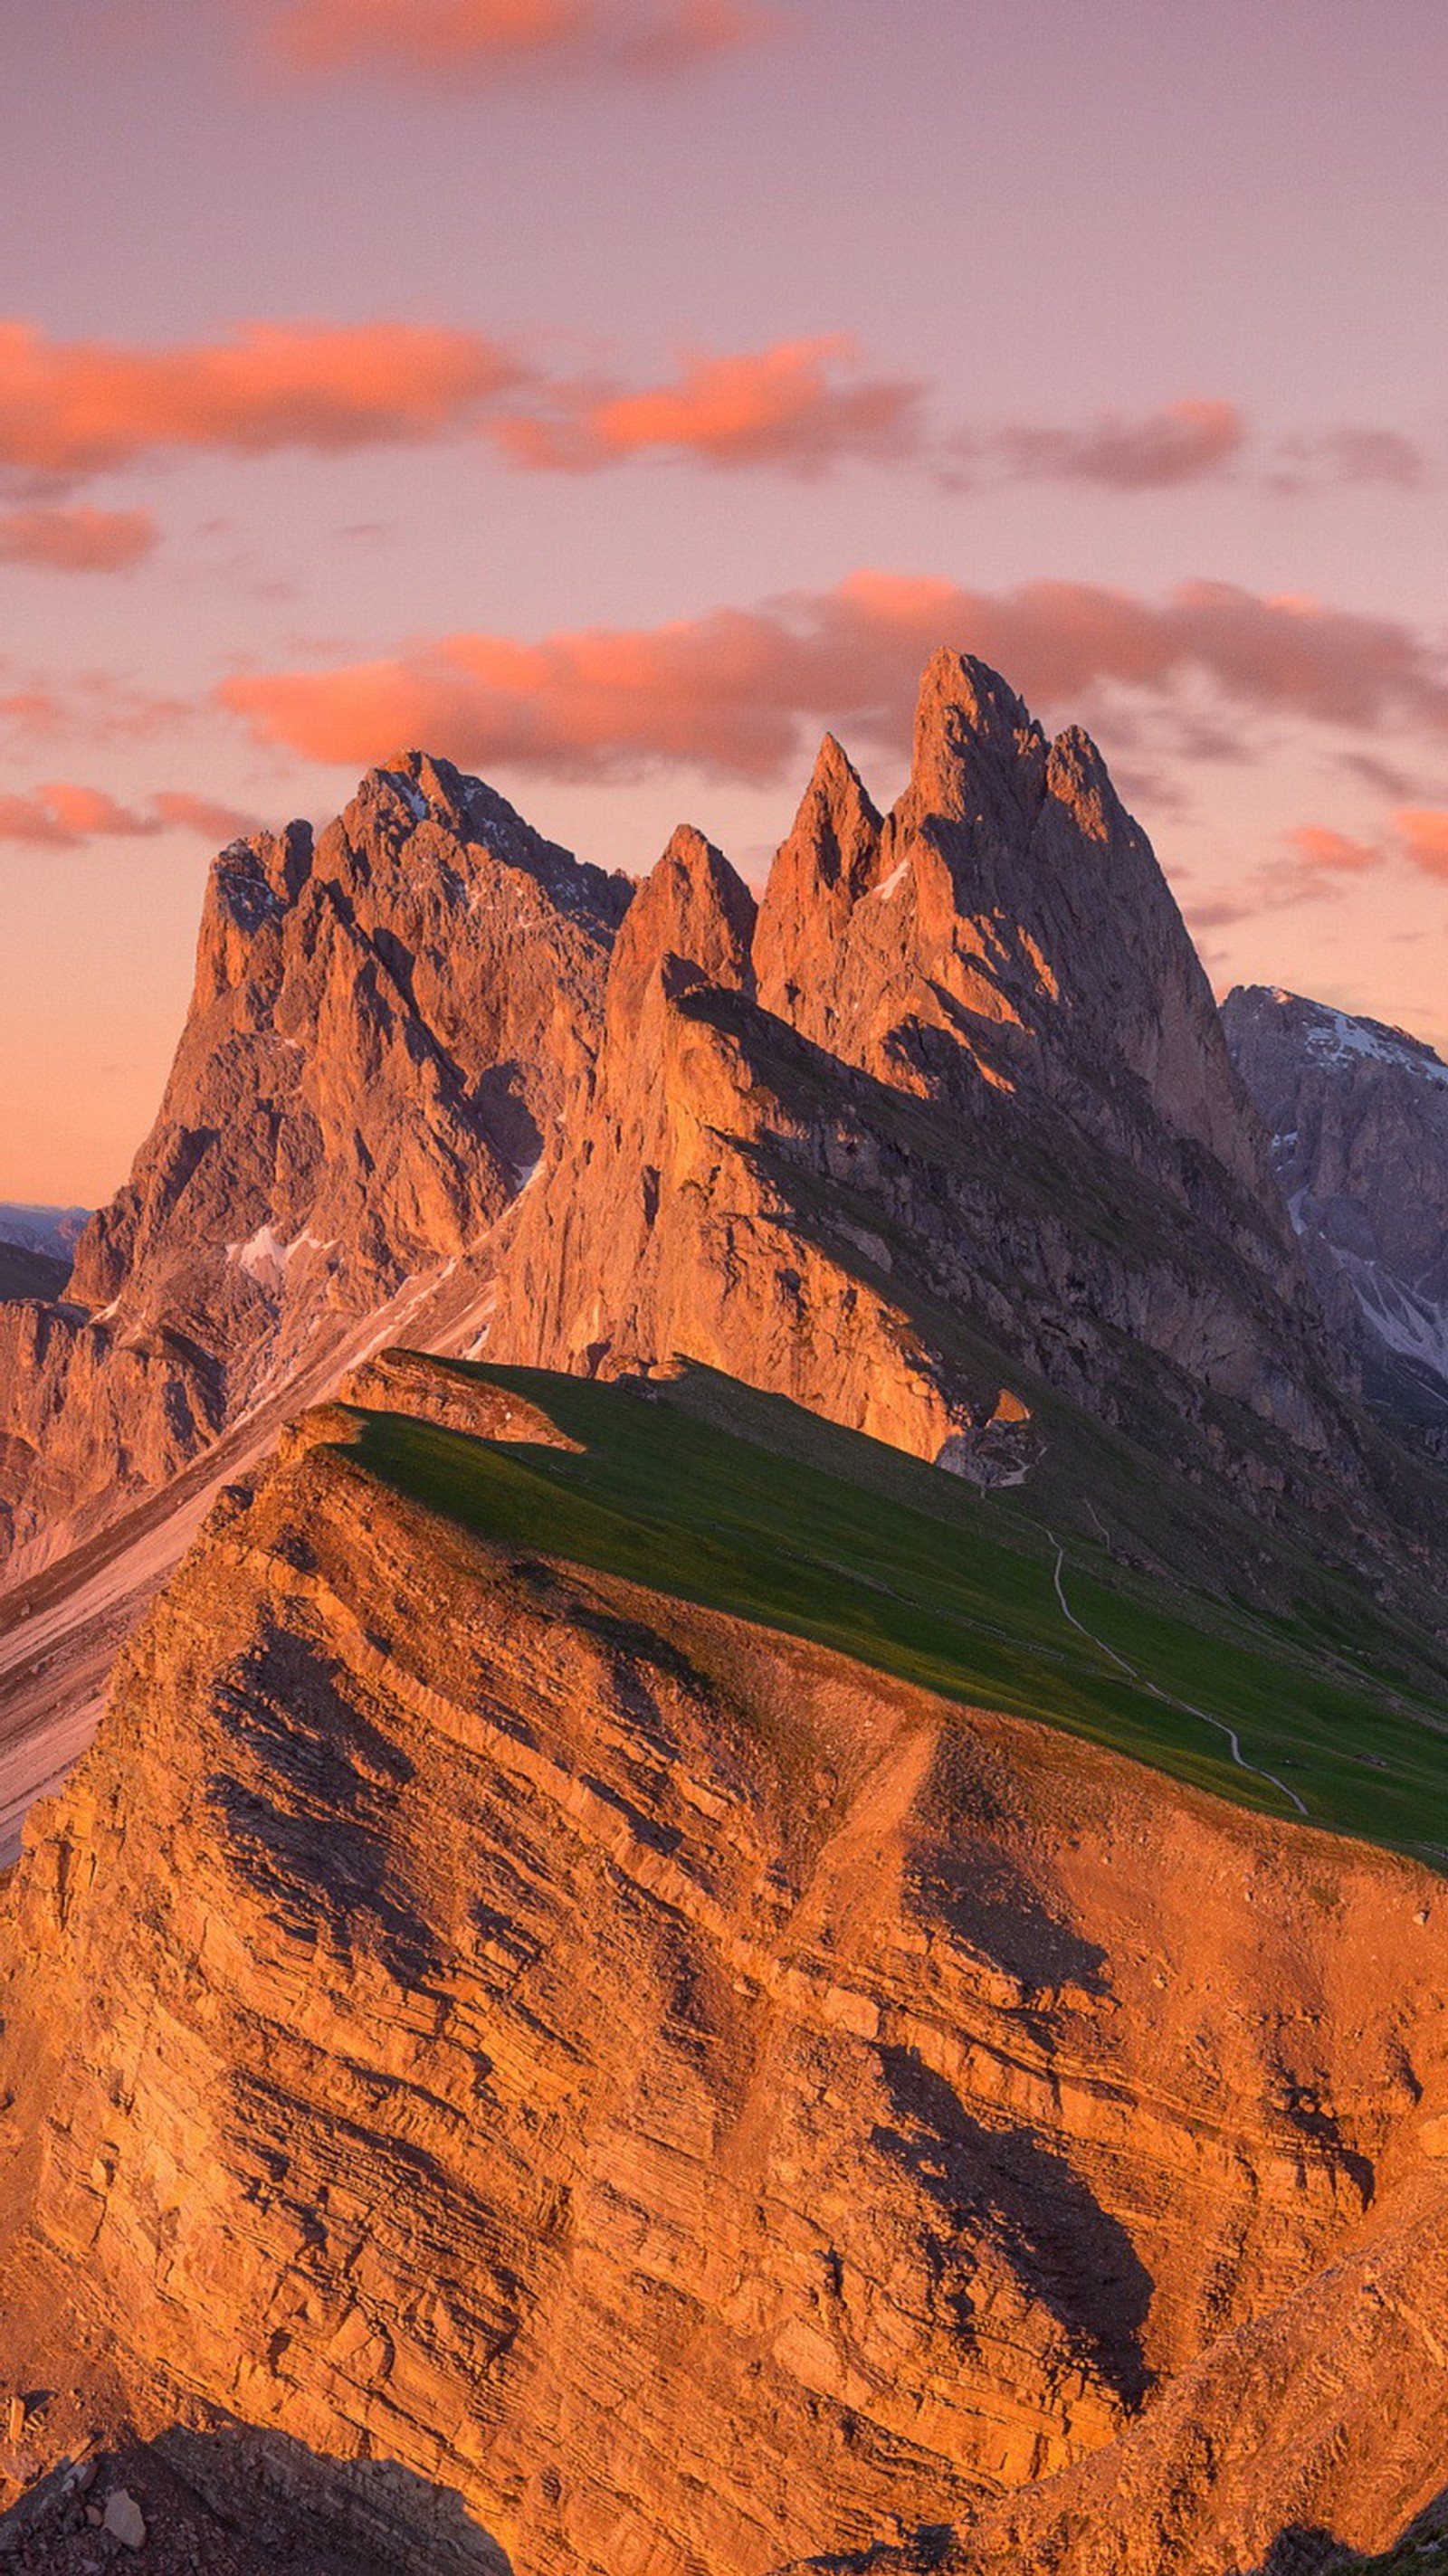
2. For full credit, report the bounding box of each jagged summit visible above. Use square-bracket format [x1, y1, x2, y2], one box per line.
[611, 822, 757, 1022]
[751, 653, 1278, 1209]
[905, 643, 1047, 822]
[0, 747, 629, 1569]
[754, 733, 884, 1035]
[0, 648, 1434, 1599]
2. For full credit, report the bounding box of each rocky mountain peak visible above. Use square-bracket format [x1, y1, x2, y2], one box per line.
[754, 733, 884, 1032]
[609, 823, 757, 1027]
[1043, 722, 1126, 843]
[748, 654, 1270, 1210]
[795, 730, 885, 882]
[198, 819, 315, 1005]
[5, 750, 635, 1570]
[904, 646, 1048, 828]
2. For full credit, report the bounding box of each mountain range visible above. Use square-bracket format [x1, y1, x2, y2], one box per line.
[2, 651, 1447, 2574]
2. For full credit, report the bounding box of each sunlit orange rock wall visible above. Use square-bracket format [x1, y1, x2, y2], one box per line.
[3, 1395, 1446, 2574]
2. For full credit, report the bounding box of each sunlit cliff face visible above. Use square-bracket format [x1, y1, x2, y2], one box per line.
[4, 1355, 1448, 2575]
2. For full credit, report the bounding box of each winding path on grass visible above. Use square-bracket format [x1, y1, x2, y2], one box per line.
[1043, 1530, 1310, 1818]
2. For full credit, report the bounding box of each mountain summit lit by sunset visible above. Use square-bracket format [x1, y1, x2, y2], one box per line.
[2, 0, 1446, 1201]
[4, 11, 1448, 2573]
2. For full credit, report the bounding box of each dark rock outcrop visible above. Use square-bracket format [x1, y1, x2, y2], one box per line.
[1224, 983, 1448, 1448]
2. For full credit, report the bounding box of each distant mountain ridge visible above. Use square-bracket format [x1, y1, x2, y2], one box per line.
[0, 1202, 89, 1263]
[1223, 984, 1448, 1447]
[0, 1204, 88, 1309]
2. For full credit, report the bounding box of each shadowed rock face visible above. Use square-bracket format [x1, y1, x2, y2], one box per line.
[1223, 983, 1448, 1449]
[0, 1240, 70, 1304]
[0, 756, 627, 1572]
[3, 1370, 1447, 2576]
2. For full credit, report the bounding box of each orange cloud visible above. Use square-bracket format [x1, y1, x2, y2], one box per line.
[260, 0, 770, 81]
[1395, 808, 1448, 878]
[0, 505, 157, 571]
[0, 688, 67, 733]
[500, 337, 925, 474]
[0, 315, 1429, 509]
[0, 782, 261, 847]
[217, 569, 1448, 784]
[0, 784, 159, 846]
[984, 399, 1248, 491]
[0, 319, 523, 478]
[1283, 823, 1382, 876]
[1183, 828, 1383, 939]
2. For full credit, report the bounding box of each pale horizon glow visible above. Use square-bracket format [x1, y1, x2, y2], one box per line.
[2, 0, 1446, 1201]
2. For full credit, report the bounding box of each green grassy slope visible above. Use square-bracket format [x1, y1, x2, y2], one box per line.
[336, 1357, 1448, 1867]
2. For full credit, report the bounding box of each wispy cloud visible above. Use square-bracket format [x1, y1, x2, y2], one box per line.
[1267, 427, 1429, 494]
[1281, 812, 1448, 889]
[955, 399, 1249, 492]
[0, 317, 1431, 506]
[0, 318, 525, 480]
[0, 505, 157, 571]
[148, 788, 264, 838]
[0, 670, 195, 743]
[1395, 808, 1448, 878]
[216, 568, 1448, 783]
[253, 0, 773, 83]
[494, 337, 926, 475]
[1191, 806, 1448, 936]
[0, 780, 259, 846]
[1281, 822, 1383, 878]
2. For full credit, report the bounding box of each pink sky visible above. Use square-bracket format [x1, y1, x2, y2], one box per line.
[2, 0, 1447, 1202]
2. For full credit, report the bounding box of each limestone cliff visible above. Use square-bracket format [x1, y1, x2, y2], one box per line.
[1224, 983, 1448, 1449]
[490, 652, 1374, 1534]
[0, 757, 627, 1573]
[2, 1365, 1447, 2575]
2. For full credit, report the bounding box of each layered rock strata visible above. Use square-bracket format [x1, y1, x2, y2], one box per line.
[2, 1372, 1446, 2575]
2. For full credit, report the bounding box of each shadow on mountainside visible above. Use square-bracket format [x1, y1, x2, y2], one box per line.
[0, 2415, 513, 2573]
[1243, 2496, 1448, 2572]
[772, 2505, 1448, 2574]
[205, 1615, 442, 1985]
[872, 2043, 1155, 2409]
[908, 1726, 1112, 1998]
